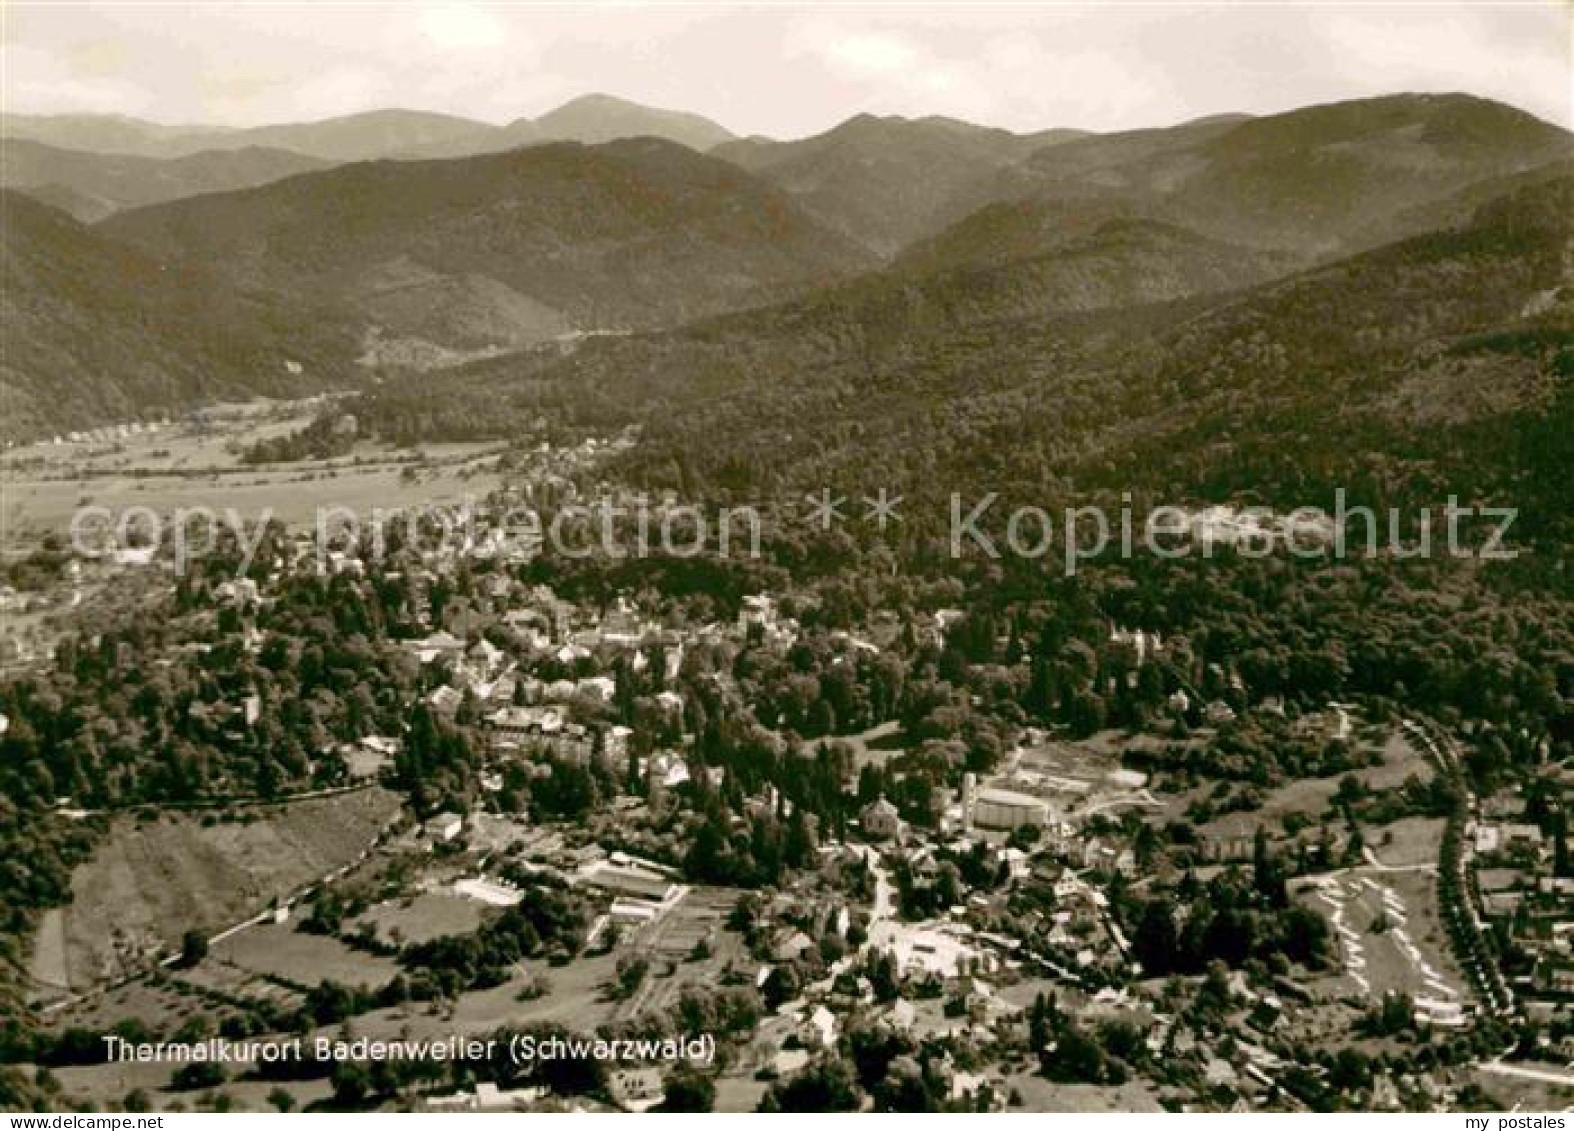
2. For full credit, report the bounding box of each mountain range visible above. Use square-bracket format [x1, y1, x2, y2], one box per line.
[985, 93, 1574, 259]
[0, 94, 737, 165]
[1, 90, 1569, 440]
[99, 137, 871, 361]
[0, 138, 333, 222]
[393, 174, 1571, 550]
[0, 95, 741, 222]
[714, 114, 1087, 257]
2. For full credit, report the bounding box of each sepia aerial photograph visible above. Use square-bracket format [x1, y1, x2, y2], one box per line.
[0, 0, 1571, 1117]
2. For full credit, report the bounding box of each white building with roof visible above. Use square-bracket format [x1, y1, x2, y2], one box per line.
[862, 796, 903, 840]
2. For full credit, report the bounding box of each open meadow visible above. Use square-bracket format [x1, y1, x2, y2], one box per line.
[1, 399, 506, 543]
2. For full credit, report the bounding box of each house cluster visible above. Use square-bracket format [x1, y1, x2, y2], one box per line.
[850, 789, 1136, 988]
[1471, 777, 1574, 1030]
[395, 589, 684, 764]
[734, 840, 1140, 1103]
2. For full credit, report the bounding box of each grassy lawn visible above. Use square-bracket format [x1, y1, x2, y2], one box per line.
[1001, 1073, 1165, 1112]
[353, 890, 488, 948]
[212, 921, 399, 990]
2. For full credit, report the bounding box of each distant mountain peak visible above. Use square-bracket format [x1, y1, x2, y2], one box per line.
[533, 93, 736, 151]
[286, 106, 482, 126]
[711, 111, 1089, 257]
[551, 92, 645, 111]
[992, 90, 1573, 259]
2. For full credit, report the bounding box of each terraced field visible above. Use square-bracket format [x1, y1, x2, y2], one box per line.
[28, 787, 401, 994]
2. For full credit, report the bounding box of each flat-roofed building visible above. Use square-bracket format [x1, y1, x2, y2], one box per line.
[585, 862, 678, 904]
[971, 787, 1051, 831]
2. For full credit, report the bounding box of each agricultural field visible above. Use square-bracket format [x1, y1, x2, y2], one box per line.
[0, 398, 506, 543]
[37, 977, 197, 1036]
[713, 1074, 773, 1114]
[28, 788, 401, 995]
[999, 1075, 1165, 1113]
[170, 957, 306, 1015]
[4, 459, 505, 535]
[1470, 1066, 1574, 1112]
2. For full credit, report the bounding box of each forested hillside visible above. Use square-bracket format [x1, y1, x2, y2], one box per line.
[349, 178, 1572, 567]
[102, 138, 873, 353]
[0, 192, 356, 438]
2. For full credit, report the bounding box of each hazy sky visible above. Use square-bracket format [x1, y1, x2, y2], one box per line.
[3, 3, 1569, 137]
